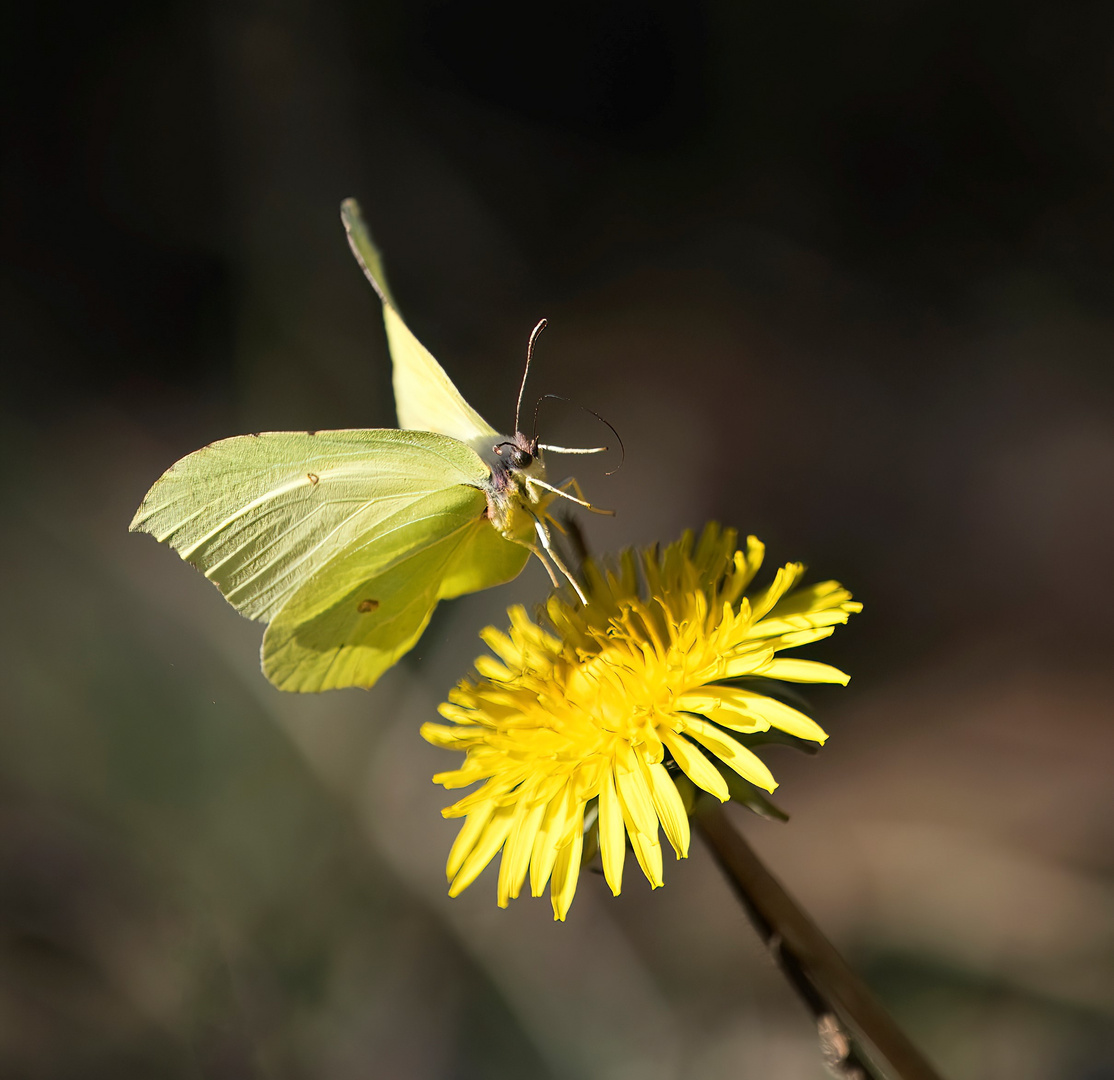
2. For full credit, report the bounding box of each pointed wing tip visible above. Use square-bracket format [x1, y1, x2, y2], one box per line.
[340, 198, 392, 305]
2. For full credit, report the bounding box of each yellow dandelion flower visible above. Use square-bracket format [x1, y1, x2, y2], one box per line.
[421, 524, 862, 920]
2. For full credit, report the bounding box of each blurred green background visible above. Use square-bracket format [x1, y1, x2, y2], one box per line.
[4, 1, 1114, 1077]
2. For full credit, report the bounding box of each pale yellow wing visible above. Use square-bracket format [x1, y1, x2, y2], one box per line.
[129, 429, 493, 623]
[131, 427, 532, 692]
[341, 198, 499, 445]
[261, 484, 529, 692]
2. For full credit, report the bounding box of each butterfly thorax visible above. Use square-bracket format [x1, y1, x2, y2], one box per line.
[483, 431, 555, 543]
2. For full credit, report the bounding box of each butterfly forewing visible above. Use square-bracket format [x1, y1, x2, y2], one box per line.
[129, 429, 493, 623]
[341, 198, 498, 445]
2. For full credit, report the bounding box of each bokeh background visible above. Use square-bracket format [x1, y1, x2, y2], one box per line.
[4, 1, 1114, 1077]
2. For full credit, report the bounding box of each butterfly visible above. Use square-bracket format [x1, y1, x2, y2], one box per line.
[130, 198, 611, 692]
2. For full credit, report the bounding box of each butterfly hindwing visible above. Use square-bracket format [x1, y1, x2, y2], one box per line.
[341, 198, 498, 445]
[261, 483, 529, 692]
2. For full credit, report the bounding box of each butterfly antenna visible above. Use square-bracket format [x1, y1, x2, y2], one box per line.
[514, 318, 547, 435]
[533, 393, 626, 475]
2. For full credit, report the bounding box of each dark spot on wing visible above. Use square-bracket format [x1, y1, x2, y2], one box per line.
[357, 598, 379, 613]
[307, 472, 319, 485]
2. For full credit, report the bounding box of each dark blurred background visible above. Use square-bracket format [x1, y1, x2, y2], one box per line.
[3, 1, 1114, 1077]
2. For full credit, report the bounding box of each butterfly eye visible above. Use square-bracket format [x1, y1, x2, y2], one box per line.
[511, 449, 532, 469]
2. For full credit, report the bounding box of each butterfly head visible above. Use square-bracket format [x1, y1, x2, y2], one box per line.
[509, 446, 533, 469]
[491, 431, 545, 489]
[483, 317, 615, 584]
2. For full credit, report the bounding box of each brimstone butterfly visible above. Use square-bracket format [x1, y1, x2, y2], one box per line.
[130, 199, 608, 692]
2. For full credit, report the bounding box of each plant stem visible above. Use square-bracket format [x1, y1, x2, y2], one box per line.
[695, 801, 946, 1080]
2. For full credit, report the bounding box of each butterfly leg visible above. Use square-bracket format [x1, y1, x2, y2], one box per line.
[558, 475, 615, 517]
[509, 532, 562, 589]
[532, 516, 588, 604]
[526, 476, 615, 516]
[559, 476, 595, 506]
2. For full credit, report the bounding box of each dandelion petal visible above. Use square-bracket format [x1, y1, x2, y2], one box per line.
[551, 808, 585, 921]
[660, 729, 730, 801]
[449, 805, 515, 897]
[599, 764, 626, 896]
[681, 717, 778, 792]
[647, 762, 690, 859]
[761, 658, 850, 684]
